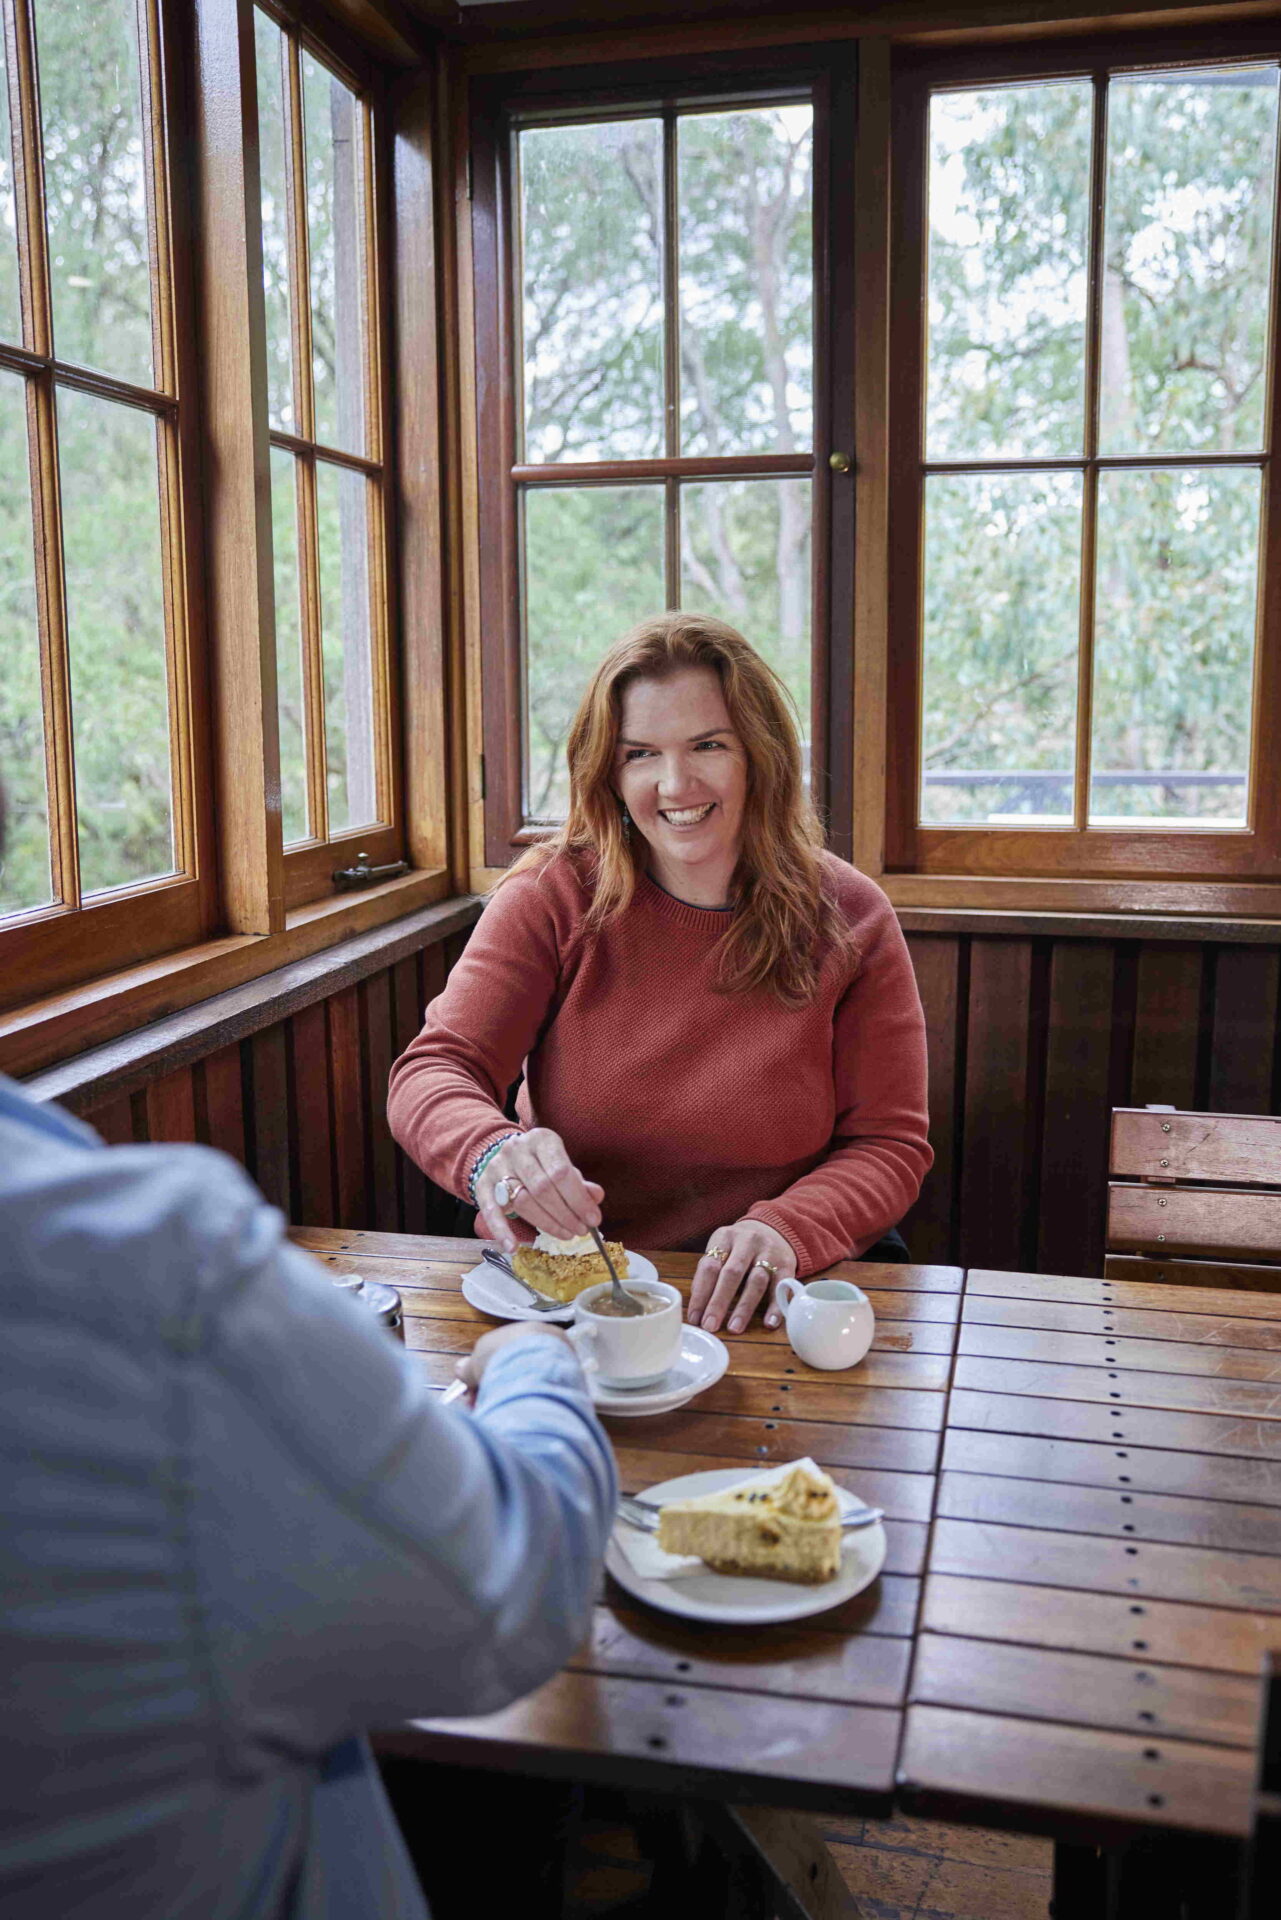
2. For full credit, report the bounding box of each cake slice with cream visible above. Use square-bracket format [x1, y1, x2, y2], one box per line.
[512, 1231, 630, 1302]
[656, 1461, 843, 1584]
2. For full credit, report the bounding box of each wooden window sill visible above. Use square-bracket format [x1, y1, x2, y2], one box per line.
[879, 871, 1281, 924]
[2, 868, 476, 1081]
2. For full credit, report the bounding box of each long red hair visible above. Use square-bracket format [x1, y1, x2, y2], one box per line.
[501, 613, 854, 1005]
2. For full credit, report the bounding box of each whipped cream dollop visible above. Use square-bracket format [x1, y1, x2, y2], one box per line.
[532, 1231, 597, 1257]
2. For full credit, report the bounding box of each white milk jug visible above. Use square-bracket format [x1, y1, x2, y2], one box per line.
[773, 1276, 875, 1371]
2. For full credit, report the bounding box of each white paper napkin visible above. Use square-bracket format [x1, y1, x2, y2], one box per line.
[613, 1457, 830, 1581]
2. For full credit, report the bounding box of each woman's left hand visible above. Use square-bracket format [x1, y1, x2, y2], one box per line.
[687, 1221, 797, 1335]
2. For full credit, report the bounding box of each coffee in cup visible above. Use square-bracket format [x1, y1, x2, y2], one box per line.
[570, 1279, 682, 1388]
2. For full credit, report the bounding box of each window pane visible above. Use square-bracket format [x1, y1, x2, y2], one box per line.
[59, 389, 173, 893]
[680, 478, 811, 747]
[679, 106, 813, 456]
[255, 8, 294, 433]
[0, 371, 52, 915]
[1100, 68, 1279, 456]
[270, 448, 309, 844]
[35, 0, 153, 386]
[921, 472, 1082, 824]
[520, 120, 664, 463]
[302, 51, 366, 456]
[926, 82, 1092, 460]
[524, 485, 664, 817]
[0, 27, 19, 345]
[315, 460, 376, 833]
[1089, 467, 1259, 824]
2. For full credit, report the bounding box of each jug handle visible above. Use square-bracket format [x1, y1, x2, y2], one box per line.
[774, 1276, 802, 1317]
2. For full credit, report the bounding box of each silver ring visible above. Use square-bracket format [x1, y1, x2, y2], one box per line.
[752, 1258, 779, 1277]
[493, 1175, 524, 1211]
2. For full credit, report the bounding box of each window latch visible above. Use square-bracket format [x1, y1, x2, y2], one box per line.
[332, 851, 410, 892]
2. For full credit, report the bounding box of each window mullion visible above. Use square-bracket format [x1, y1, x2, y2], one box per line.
[284, 29, 313, 445]
[662, 111, 679, 604]
[6, 0, 48, 358]
[1074, 71, 1111, 836]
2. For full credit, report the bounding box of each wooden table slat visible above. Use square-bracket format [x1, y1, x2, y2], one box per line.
[954, 1353, 1281, 1422]
[948, 1386, 1281, 1461]
[966, 1266, 1281, 1322]
[900, 1704, 1255, 1838]
[937, 1468, 1281, 1557]
[922, 1573, 1281, 1678]
[910, 1631, 1260, 1749]
[930, 1515, 1281, 1612]
[614, 1407, 942, 1476]
[958, 1321, 1281, 1384]
[942, 1426, 1281, 1509]
[962, 1293, 1281, 1351]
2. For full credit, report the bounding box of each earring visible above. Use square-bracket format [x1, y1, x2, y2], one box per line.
[620, 806, 632, 842]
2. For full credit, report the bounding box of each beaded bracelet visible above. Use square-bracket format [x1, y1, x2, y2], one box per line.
[467, 1130, 523, 1207]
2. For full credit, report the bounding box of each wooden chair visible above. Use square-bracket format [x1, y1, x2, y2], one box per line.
[1106, 1106, 1281, 1293]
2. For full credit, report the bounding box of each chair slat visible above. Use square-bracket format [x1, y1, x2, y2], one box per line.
[1107, 1184, 1281, 1261]
[1111, 1109, 1281, 1186]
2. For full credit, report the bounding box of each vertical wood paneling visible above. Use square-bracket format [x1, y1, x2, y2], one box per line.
[959, 939, 1034, 1273]
[248, 1026, 290, 1213]
[391, 953, 430, 1233]
[328, 984, 368, 1227]
[287, 1001, 334, 1227]
[362, 970, 400, 1230]
[1130, 945, 1203, 1108]
[903, 934, 961, 1264]
[88, 1095, 136, 1145]
[198, 1044, 247, 1163]
[145, 1067, 197, 1144]
[1036, 942, 1115, 1279]
[421, 939, 447, 1008]
[1208, 947, 1281, 1115]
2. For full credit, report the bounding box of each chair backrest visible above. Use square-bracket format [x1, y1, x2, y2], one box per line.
[1240, 1652, 1280, 1920]
[1106, 1107, 1281, 1289]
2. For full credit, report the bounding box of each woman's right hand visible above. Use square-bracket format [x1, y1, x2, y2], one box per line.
[475, 1127, 604, 1252]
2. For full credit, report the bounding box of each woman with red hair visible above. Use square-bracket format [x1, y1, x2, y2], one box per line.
[389, 613, 931, 1335]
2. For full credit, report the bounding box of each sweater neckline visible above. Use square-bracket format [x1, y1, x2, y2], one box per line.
[637, 869, 736, 931]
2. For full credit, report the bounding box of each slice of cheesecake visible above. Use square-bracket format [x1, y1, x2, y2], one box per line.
[656, 1462, 843, 1585]
[512, 1233, 630, 1303]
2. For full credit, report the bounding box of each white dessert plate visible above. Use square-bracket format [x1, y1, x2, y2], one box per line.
[586, 1324, 728, 1417]
[604, 1467, 887, 1625]
[460, 1250, 660, 1325]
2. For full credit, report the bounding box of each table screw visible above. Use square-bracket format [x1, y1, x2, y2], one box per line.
[1160, 1159, 1169, 1168]
[1161, 1122, 1171, 1133]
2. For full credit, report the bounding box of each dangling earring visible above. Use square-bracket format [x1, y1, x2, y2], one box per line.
[620, 806, 632, 843]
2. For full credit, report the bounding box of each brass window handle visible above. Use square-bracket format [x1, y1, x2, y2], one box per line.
[332, 852, 410, 891]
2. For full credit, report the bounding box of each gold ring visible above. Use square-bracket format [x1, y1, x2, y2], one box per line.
[493, 1175, 525, 1212]
[707, 1244, 729, 1262]
[752, 1258, 779, 1277]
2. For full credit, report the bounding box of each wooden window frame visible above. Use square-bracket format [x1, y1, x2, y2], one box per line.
[0, 0, 216, 1003]
[468, 44, 857, 869]
[870, 20, 1281, 917]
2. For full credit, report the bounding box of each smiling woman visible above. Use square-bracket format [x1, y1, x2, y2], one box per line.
[387, 612, 932, 1335]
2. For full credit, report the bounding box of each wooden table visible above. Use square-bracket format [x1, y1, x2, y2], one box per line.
[292, 1227, 962, 1816]
[290, 1230, 1280, 1909]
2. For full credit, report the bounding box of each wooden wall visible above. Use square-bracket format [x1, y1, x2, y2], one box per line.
[902, 929, 1281, 1279]
[69, 920, 1281, 1281]
[79, 932, 472, 1239]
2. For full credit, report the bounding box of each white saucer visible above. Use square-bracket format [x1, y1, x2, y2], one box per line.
[605, 1466, 887, 1624]
[460, 1250, 660, 1324]
[587, 1324, 728, 1417]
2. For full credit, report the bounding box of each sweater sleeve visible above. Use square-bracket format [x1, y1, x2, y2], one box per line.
[744, 882, 933, 1275]
[387, 863, 576, 1199]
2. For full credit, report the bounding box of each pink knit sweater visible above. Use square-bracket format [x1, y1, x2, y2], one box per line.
[387, 852, 932, 1276]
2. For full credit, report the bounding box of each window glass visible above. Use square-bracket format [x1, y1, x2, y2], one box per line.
[523, 485, 665, 818]
[270, 447, 309, 843]
[679, 106, 813, 456]
[316, 459, 377, 832]
[921, 472, 1082, 825]
[1090, 466, 1259, 824]
[0, 28, 19, 344]
[926, 81, 1092, 460]
[58, 388, 173, 894]
[301, 50, 366, 455]
[520, 119, 664, 463]
[1101, 68, 1279, 456]
[0, 369, 51, 915]
[35, 0, 153, 385]
[680, 477, 812, 733]
[255, 9, 294, 433]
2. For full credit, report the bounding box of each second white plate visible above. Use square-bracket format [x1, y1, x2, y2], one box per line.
[460, 1249, 660, 1324]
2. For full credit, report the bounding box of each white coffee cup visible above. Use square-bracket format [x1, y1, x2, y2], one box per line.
[569, 1280, 683, 1389]
[773, 1277, 875, 1371]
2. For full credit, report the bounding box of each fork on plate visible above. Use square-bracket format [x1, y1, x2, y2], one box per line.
[480, 1245, 565, 1313]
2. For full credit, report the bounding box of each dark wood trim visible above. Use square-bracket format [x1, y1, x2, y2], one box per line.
[510, 453, 816, 484]
[25, 894, 482, 1114]
[896, 905, 1281, 943]
[817, 50, 858, 857]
